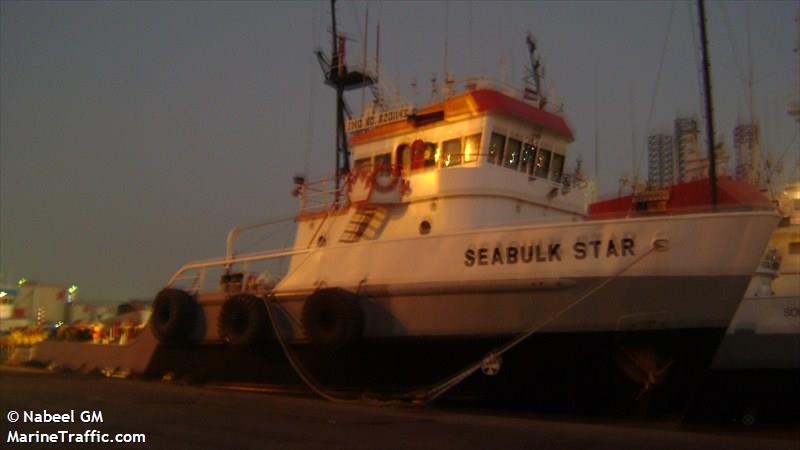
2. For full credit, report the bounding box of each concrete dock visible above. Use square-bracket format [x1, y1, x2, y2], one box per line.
[0, 367, 796, 449]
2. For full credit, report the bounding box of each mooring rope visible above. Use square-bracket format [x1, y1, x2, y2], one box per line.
[263, 240, 661, 407]
[424, 244, 658, 403]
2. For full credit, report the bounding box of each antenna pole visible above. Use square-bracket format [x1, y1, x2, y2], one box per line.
[361, 4, 369, 111]
[444, 1, 449, 79]
[330, 0, 342, 199]
[594, 67, 599, 183]
[698, 0, 719, 210]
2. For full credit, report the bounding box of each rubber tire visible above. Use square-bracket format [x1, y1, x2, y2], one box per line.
[301, 288, 364, 352]
[217, 294, 270, 347]
[150, 288, 197, 345]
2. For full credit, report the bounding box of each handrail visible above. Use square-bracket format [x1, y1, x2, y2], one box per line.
[225, 214, 297, 262]
[168, 247, 312, 287]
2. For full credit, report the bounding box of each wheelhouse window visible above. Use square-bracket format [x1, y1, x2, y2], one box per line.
[550, 153, 564, 181]
[504, 138, 521, 169]
[396, 144, 411, 176]
[442, 138, 462, 167]
[521, 143, 536, 174]
[463, 133, 481, 163]
[488, 133, 506, 165]
[534, 148, 551, 178]
[374, 153, 392, 174]
[353, 157, 372, 177]
[411, 140, 437, 172]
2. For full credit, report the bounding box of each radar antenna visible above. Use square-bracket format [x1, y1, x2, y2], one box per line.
[524, 32, 546, 107]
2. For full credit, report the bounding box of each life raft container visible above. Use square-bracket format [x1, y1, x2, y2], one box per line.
[217, 294, 271, 347]
[150, 288, 197, 345]
[301, 288, 364, 351]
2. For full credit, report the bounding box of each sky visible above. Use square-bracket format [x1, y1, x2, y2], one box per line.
[1, 0, 798, 303]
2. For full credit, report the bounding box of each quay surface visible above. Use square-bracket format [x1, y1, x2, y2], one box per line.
[0, 366, 796, 450]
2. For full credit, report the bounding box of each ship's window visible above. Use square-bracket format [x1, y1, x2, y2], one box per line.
[550, 153, 564, 181]
[488, 133, 506, 165]
[534, 148, 551, 178]
[375, 153, 392, 174]
[411, 140, 437, 171]
[442, 138, 462, 167]
[521, 143, 536, 173]
[396, 144, 411, 175]
[353, 157, 372, 177]
[463, 133, 481, 163]
[419, 220, 432, 235]
[789, 242, 800, 255]
[425, 143, 438, 168]
[504, 138, 522, 169]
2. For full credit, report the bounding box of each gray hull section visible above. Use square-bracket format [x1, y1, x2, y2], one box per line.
[265, 275, 752, 340]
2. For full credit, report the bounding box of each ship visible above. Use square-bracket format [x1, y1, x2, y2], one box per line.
[132, 1, 779, 414]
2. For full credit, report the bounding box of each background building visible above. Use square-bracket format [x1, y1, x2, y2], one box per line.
[674, 115, 704, 183]
[647, 132, 674, 188]
[646, 115, 732, 186]
[734, 122, 762, 187]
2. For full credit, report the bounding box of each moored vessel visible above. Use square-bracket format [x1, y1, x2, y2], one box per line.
[145, 0, 779, 414]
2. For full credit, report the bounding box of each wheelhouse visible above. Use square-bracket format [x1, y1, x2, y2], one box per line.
[322, 86, 586, 222]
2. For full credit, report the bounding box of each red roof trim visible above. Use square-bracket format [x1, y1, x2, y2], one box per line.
[349, 89, 574, 146]
[468, 90, 574, 141]
[587, 178, 772, 218]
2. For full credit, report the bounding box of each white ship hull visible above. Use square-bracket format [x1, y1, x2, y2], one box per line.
[268, 210, 777, 340]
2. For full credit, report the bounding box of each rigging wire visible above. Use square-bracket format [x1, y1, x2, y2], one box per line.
[719, 2, 772, 182]
[468, 1, 474, 75]
[719, 3, 749, 102]
[361, 2, 369, 111]
[687, 1, 705, 119]
[443, 0, 449, 79]
[594, 66, 600, 185]
[350, 0, 363, 42]
[634, 1, 676, 180]
[303, 1, 321, 177]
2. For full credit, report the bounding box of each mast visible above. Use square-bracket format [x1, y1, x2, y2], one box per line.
[333, 1, 344, 195]
[697, 0, 719, 210]
[315, 0, 375, 204]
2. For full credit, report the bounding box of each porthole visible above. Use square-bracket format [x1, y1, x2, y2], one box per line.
[419, 220, 432, 235]
[317, 235, 327, 247]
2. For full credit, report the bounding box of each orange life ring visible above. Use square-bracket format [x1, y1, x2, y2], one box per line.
[370, 165, 401, 193]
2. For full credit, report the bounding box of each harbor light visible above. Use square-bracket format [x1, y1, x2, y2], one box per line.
[18, 277, 27, 286]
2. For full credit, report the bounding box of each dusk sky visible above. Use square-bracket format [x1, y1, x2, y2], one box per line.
[2, 1, 798, 302]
